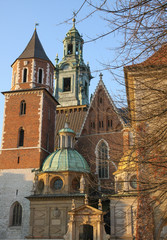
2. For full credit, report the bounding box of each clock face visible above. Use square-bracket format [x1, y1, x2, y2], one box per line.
[130, 175, 137, 189]
[54, 178, 63, 190]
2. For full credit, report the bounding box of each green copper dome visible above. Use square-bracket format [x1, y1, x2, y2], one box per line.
[42, 149, 90, 173]
[59, 128, 75, 134]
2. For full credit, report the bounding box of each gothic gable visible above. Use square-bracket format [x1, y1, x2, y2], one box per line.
[80, 77, 125, 136]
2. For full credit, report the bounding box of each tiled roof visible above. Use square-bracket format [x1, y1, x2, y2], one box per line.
[55, 107, 87, 148]
[17, 29, 50, 61]
[126, 43, 167, 69]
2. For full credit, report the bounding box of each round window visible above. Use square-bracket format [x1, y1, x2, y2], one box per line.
[53, 178, 63, 190]
[130, 175, 137, 189]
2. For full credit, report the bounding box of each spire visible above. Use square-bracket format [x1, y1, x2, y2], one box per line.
[18, 29, 50, 61]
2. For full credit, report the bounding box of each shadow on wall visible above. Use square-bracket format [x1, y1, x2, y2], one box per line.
[0, 170, 34, 240]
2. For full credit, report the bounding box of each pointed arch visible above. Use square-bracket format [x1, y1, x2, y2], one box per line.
[9, 201, 22, 226]
[20, 100, 26, 115]
[95, 139, 109, 179]
[95, 139, 117, 179]
[38, 68, 43, 84]
[23, 68, 28, 83]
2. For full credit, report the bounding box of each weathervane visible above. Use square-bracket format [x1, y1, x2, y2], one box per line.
[35, 23, 39, 30]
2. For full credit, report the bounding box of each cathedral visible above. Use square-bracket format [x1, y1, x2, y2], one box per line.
[0, 19, 166, 240]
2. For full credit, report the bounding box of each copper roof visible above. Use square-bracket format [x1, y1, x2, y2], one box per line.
[17, 29, 50, 61]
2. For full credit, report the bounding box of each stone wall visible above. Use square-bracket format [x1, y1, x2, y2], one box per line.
[0, 168, 35, 239]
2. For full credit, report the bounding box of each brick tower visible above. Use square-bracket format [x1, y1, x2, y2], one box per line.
[0, 28, 58, 169]
[0, 29, 58, 239]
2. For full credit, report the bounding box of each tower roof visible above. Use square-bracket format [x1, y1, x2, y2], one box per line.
[65, 18, 83, 40]
[17, 29, 50, 61]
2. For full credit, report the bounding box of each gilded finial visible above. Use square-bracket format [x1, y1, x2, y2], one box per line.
[55, 53, 59, 65]
[98, 199, 102, 210]
[71, 199, 75, 210]
[64, 111, 69, 128]
[72, 12, 76, 27]
[65, 113, 68, 122]
[35, 23, 39, 30]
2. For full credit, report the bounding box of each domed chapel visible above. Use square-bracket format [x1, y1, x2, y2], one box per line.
[0, 19, 135, 240]
[1, 18, 166, 240]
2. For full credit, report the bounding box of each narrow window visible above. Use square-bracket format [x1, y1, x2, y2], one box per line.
[12, 202, 22, 226]
[98, 142, 109, 179]
[76, 43, 79, 55]
[17, 157, 20, 164]
[93, 122, 95, 129]
[68, 136, 71, 148]
[18, 128, 24, 147]
[67, 44, 73, 55]
[23, 68, 27, 83]
[63, 78, 71, 92]
[99, 121, 101, 128]
[20, 100, 26, 115]
[62, 136, 65, 148]
[111, 120, 112, 127]
[38, 69, 43, 84]
[99, 97, 102, 103]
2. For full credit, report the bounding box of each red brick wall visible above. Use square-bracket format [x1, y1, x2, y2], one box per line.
[0, 89, 57, 169]
[75, 85, 124, 191]
[11, 59, 54, 94]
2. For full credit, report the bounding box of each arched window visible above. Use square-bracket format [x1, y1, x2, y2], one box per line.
[20, 100, 26, 115]
[18, 128, 24, 147]
[38, 69, 43, 84]
[97, 141, 109, 179]
[68, 136, 71, 148]
[62, 135, 65, 148]
[11, 202, 22, 226]
[23, 68, 27, 83]
[67, 44, 73, 55]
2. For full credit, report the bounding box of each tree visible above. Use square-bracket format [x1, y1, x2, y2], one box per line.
[71, 1, 167, 239]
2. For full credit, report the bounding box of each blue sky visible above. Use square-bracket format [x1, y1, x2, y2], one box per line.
[0, 0, 126, 138]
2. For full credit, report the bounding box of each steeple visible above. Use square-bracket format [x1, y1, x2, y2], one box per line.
[11, 29, 54, 94]
[55, 20, 92, 107]
[18, 29, 50, 62]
